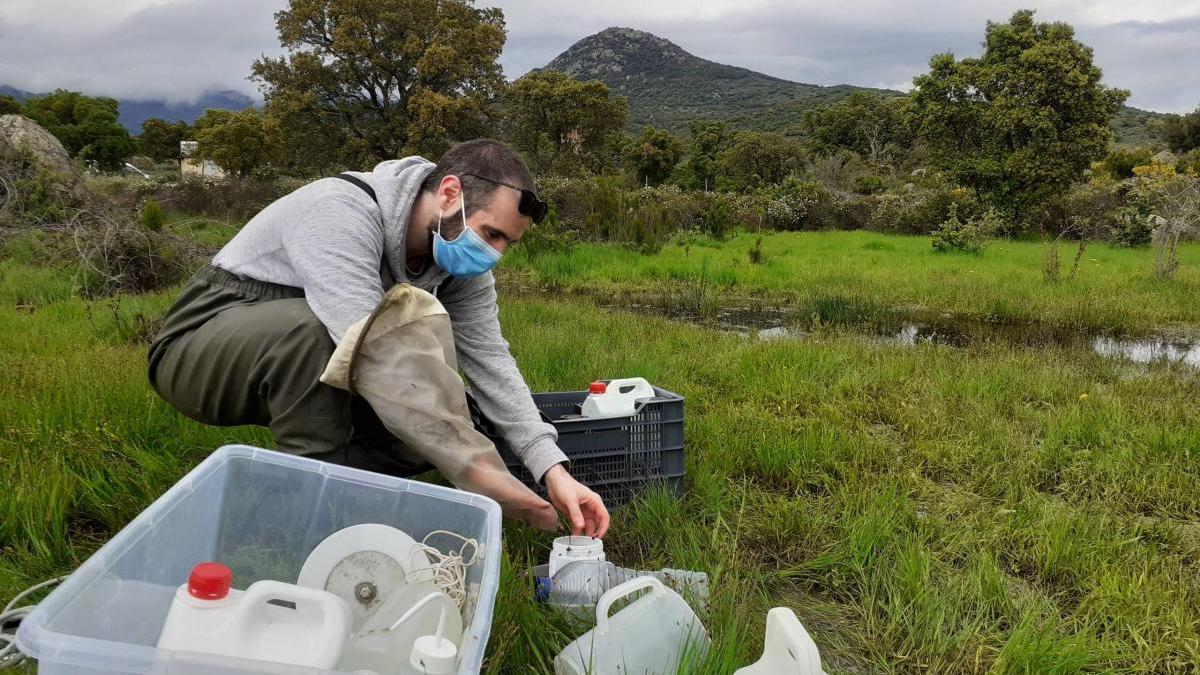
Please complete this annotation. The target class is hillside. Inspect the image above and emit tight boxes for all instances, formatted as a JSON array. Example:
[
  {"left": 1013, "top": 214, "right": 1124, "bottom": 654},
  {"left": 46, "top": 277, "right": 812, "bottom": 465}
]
[
  {"left": 539, "top": 27, "right": 1163, "bottom": 146},
  {"left": 0, "top": 85, "right": 254, "bottom": 133},
  {"left": 539, "top": 28, "right": 894, "bottom": 134}
]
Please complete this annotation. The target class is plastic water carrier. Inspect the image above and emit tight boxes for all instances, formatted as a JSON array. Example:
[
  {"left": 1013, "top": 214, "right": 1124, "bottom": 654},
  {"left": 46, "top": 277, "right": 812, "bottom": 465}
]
[
  {"left": 554, "top": 577, "right": 709, "bottom": 675},
  {"left": 156, "top": 562, "right": 352, "bottom": 669},
  {"left": 580, "top": 378, "right": 656, "bottom": 419}
]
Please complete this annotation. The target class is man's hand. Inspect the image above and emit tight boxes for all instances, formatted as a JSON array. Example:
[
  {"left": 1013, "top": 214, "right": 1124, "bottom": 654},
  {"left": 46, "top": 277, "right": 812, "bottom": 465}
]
[{"left": 543, "top": 463, "right": 610, "bottom": 538}]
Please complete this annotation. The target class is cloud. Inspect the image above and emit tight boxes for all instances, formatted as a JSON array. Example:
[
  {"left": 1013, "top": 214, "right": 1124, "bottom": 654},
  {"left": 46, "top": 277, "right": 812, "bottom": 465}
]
[
  {"left": 0, "top": 0, "right": 285, "bottom": 103},
  {"left": 0, "top": 0, "right": 1195, "bottom": 112}
]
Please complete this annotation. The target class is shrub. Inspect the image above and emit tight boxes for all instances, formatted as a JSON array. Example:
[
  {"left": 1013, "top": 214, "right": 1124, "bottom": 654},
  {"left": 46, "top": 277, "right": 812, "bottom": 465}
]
[
  {"left": 808, "top": 150, "right": 864, "bottom": 190},
  {"left": 871, "top": 183, "right": 980, "bottom": 234},
  {"left": 701, "top": 194, "right": 734, "bottom": 240},
  {"left": 1175, "top": 149, "right": 1200, "bottom": 177},
  {"left": 0, "top": 145, "right": 86, "bottom": 225},
  {"left": 139, "top": 197, "right": 166, "bottom": 231},
  {"left": 748, "top": 236, "right": 765, "bottom": 264},
  {"left": 1109, "top": 170, "right": 1179, "bottom": 246},
  {"left": 931, "top": 205, "right": 995, "bottom": 254},
  {"left": 1039, "top": 181, "right": 1121, "bottom": 239},
  {"left": 762, "top": 178, "right": 840, "bottom": 230},
  {"left": 853, "top": 174, "right": 886, "bottom": 195},
  {"left": 516, "top": 205, "right": 576, "bottom": 258},
  {"left": 1110, "top": 208, "right": 1155, "bottom": 246},
  {"left": 134, "top": 176, "right": 302, "bottom": 222},
  {"left": 1097, "top": 147, "right": 1154, "bottom": 179},
  {"left": 538, "top": 175, "right": 597, "bottom": 229},
  {"left": 74, "top": 217, "right": 192, "bottom": 296}
]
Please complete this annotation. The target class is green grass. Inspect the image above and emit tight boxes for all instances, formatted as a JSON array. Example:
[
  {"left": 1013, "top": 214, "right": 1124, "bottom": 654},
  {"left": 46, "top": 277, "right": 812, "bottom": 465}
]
[
  {"left": 2, "top": 243, "right": 1199, "bottom": 672},
  {"left": 501, "top": 231, "right": 1200, "bottom": 333}
]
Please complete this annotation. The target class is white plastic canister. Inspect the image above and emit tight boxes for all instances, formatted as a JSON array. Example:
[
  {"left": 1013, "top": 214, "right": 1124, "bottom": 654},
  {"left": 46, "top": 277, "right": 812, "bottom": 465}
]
[
  {"left": 579, "top": 378, "right": 656, "bottom": 419},
  {"left": 553, "top": 576, "right": 709, "bottom": 675},
  {"left": 548, "top": 536, "right": 606, "bottom": 579},
  {"left": 156, "top": 562, "right": 352, "bottom": 669}
]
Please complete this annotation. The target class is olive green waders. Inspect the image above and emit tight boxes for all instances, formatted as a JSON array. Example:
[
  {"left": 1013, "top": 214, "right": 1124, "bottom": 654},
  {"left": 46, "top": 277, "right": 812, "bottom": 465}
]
[{"left": 147, "top": 265, "right": 431, "bottom": 476}]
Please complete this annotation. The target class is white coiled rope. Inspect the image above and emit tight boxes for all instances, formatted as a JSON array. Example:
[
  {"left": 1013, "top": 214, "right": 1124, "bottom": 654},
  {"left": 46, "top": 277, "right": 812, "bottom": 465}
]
[
  {"left": 0, "top": 576, "right": 68, "bottom": 670},
  {"left": 405, "top": 530, "right": 479, "bottom": 610}
]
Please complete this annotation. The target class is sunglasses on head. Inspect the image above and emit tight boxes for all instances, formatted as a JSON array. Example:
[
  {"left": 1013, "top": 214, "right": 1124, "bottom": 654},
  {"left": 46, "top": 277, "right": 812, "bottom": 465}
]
[{"left": 462, "top": 173, "right": 548, "bottom": 224}]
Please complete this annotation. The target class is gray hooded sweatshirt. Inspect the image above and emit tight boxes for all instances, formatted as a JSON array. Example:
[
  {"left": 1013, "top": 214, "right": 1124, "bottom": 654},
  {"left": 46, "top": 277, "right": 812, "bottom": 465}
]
[{"left": 212, "top": 157, "right": 566, "bottom": 481}]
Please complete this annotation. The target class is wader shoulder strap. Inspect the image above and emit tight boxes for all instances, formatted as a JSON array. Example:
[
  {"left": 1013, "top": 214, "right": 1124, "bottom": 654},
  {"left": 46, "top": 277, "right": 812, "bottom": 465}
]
[
  {"left": 332, "top": 172, "right": 390, "bottom": 398},
  {"left": 332, "top": 172, "right": 378, "bottom": 205}
]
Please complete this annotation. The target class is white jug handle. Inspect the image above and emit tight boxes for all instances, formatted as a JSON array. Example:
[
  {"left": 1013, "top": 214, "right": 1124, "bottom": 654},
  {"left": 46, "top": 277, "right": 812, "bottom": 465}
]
[
  {"left": 594, "top": 576, "right": 666, "bottom": 636},
  {"left": 604, "top": 378, "right": 656, "bottom": 400},
  {"left": 236, "top": 580, "right": 351, "bottom": 634}
]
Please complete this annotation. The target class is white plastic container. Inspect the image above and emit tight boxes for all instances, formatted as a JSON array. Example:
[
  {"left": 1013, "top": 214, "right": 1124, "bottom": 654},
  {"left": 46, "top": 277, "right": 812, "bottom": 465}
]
[
  {"left": 548, "top": 536, "right": 606, "bottom": 579},
  {"left": 554, "top": 577, "right": 709, "bottom": 675},
  {"left": 734, "top": 607, "right": 825, "bottom": 675},
  {"left": 16, "top": 445, "right": 502, "bottom": 675},
  {"left": 341, "top": 583, "right": 462, "bottom": 674},
  {"left": 579, "top": 378, "right": 656, "bottom": 419},
  {"left": 156, "top": 563, "right": 351, "bottom": 669}
]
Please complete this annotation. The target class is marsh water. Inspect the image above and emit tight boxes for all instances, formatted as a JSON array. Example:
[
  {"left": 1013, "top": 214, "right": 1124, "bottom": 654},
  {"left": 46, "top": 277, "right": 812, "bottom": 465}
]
[{"left": 598, "top": 299, "right": 1200, "bottom": 371}]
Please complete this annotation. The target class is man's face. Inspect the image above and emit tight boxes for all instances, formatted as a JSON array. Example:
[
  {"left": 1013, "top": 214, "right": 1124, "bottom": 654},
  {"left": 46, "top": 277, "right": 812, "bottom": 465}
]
[{"left": 430, "top": 177, "right": 530, "bottom": 256}]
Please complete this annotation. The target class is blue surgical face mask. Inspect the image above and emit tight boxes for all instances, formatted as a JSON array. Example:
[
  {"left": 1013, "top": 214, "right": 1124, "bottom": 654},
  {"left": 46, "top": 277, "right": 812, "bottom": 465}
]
[{"left": 432, "top": 192, "right": 501, "bottom": 278}]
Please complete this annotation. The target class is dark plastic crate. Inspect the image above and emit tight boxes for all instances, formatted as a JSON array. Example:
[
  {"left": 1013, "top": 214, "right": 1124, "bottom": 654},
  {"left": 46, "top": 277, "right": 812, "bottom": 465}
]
[{"left": 478, "top": 386, "right": 685, "bottom": 508}]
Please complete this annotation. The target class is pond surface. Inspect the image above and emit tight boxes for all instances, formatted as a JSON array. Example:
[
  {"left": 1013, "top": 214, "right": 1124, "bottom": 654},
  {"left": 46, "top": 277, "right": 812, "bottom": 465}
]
[{"left": 600, "top": 300, "right": 1200, "bottom": 371}]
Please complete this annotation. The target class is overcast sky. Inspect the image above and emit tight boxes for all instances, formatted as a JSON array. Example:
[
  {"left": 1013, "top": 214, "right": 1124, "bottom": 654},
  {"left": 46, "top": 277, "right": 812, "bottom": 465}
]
[{"left": 1, "top": 0, "right": 1197, "bottom": 113}]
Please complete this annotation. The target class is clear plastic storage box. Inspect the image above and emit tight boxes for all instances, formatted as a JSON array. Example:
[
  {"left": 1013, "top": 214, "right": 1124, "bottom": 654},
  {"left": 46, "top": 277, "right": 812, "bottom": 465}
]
[{"left": 16, "top": 445, "right": 502, "bottom": 675}]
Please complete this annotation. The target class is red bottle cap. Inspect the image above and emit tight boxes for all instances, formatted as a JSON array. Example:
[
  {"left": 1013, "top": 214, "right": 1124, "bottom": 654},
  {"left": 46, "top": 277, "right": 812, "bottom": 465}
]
[
  {"left": 589, "top": 381, "right": 607, "bottom": 395},
  {"left": 188, "top": 562, "right": 232, "bottom": 600}
]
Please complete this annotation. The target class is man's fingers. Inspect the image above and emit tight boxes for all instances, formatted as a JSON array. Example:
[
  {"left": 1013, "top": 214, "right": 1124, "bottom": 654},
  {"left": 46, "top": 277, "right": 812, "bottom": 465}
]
[
  {"left": 565, "top": 494, "right": 585, "bottom": 535},
  {"left": 588, "top": 494, "right": 611, "bottom": 539}
]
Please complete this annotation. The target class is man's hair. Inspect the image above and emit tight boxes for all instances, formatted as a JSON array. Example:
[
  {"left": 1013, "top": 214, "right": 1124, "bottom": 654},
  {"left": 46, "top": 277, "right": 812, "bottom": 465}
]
[{"left": 421, "top": 139, "right": 535, "bottom": 215}]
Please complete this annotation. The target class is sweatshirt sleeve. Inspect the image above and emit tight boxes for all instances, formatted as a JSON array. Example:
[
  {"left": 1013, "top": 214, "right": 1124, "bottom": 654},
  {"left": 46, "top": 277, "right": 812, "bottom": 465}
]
[
  {"left": 282, "top": 191, "right": 387, "bottom": 342},
  {"left": 439, "top": 273, "right": 567, "bottom": 483}
]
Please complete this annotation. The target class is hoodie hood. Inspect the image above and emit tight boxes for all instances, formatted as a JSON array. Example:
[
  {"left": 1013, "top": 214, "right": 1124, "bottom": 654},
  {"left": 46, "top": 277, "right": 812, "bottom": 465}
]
[{"left": 362, "top": 157, "right": 443, "bottom": 286}]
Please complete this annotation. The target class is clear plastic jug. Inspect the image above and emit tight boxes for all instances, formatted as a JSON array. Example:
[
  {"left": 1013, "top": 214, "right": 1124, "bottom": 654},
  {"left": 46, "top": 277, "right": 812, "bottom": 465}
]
[
  {"left": 547, "top": 560, "right": 709, "bottom": 611},
  {"left": 554, "top": 577, "right": 709, "bottom": 675}
]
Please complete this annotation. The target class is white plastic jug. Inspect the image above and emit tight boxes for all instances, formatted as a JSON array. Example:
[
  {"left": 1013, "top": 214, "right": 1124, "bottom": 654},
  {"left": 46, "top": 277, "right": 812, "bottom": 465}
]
[
  {"left": 554, "top": 577, "right": 709, "bottom": 675},
  {"left": 548, "top": 535, "right": 606, "bottom": 579},
  {"left": 579, "top": 378, "right": 656, "bottom": 419},
  {"left": 733, "top": 607, "right": 825, "bottom": 675},
  {"left": 157, "top": 562, "right": 352, "bottom": 669}
]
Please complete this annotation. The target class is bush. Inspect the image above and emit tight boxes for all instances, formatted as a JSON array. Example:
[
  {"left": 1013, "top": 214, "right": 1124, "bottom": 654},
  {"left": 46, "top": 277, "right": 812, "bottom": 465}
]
[
  {"left": 931, "top": 205, "right": 996, "bottom": 254},
  {"left": 1176, "top": 149, "right": 1200, "bottom": 177},
  {"left": 748, "top": 236, "right": 765, "bottom": 264},
  {"left": 139, "top": 197, "right": 166, "bottom": 231},
  {"left": 1096, "top": 147, "right": 1154, "bottom": 179},
  {"left": 537, "top": 175, "right": 597, "bottom": 229},
  {"left": 1038, "top": 181, "right": 1122, "bottom": 239},
  {"left": 853, "top": 174, "right": 886, "bottom": 195},
  {"left": 701, "top": 194, "right": 734, "bottom": 240},
  {"left": 516, "top": 205, "right": 576, "bottom": 258},
  {"left": 74, "top": 217, "right": 192, "bottom": 296},
  {"left": 0, "top": 145, "right": 86, "bottom": 225},
  {"left": 762, "top": 178, "right": 840, "bottom": 230},
  {"left": 870, "top": 183, "right": 981, "bottom": 234},
  {"left": 131, "top": 175, "right": 303, "bottom": 222},
  {"left": 808, "top": 150, "right": 864, "bottom": 190},
  {"left": 1110, "top": 208, "right": 1156, "bottom": 246},
  {"left": 1109, "top": 171, "right": 1177, "bottom": 246}
]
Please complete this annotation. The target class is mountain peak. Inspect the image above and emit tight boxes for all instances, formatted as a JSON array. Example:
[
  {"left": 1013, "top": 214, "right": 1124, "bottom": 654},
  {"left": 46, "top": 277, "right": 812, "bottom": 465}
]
[
  {"left": 544, "top": 26, "right": 693, "bottom": 80},
  {"left": 540, "top": 27, "right": 872, "bottom": 133}
]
